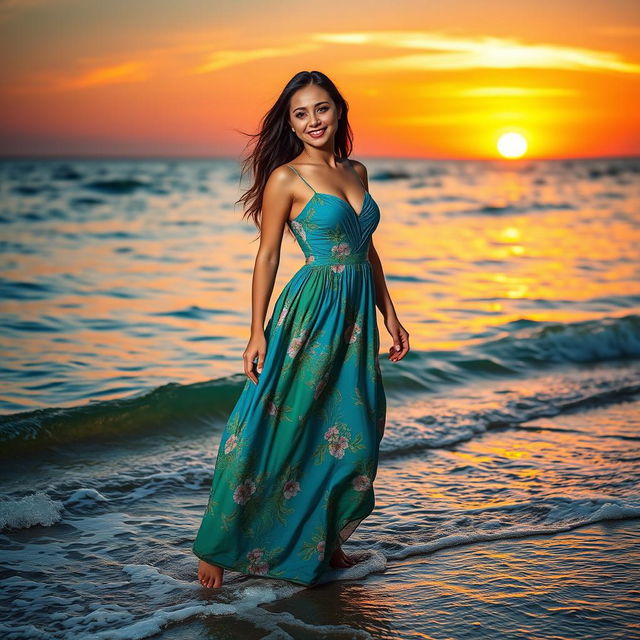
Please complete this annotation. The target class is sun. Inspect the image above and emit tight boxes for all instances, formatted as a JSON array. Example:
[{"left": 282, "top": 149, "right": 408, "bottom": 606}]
[{"left": 497, "top": 132, "right": 528, "bottom": 158}]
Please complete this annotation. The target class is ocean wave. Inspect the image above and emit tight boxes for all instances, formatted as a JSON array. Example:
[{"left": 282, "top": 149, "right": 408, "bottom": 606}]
[
  {"left": 1, "top": 315, "right": 638, "bottom": 457},
  {"left": 454, "top": 200, "right": 576, "bottom": 216},
  {"left": 84, "top": 178, "right": 150, "bottom": 194},
  {"left": 482, "top": 313, "right": 640, "bottom": 364},
  {"left": 3, "top": 366, "right": 636, "bottom": 522},
  {"left": 380, "top": 497, "right": 640, "bottom": 561}
]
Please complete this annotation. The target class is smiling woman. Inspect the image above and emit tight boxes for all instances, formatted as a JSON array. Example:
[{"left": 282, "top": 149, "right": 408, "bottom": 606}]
[{"left": 191, "top": 70, "right": 409, "bottom": 589}]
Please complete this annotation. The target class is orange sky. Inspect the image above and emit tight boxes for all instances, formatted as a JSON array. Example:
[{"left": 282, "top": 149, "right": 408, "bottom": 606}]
[{"left": 1, "top": 0, "right": 639, "bottom": 159}]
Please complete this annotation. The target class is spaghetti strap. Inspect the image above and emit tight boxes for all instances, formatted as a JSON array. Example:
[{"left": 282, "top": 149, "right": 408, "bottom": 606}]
[
  {"left": 347, "top": 159, "right": 368, "bottom": 192},
  {"left": 287, "top": 165, "right": 317, "bottom": 194}
]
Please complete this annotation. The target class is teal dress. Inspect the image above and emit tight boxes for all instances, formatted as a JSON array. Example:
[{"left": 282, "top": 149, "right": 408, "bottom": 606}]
[{"left": 192, "top": 160, "right": 386, "bottom": 587}]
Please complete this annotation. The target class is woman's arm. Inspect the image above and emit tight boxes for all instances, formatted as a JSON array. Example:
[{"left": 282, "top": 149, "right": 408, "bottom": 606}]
[
  {"left": 368, "top": 238, "right": 398, "bottom": 321},
  {"left": 244, "top": 166, "right": 294, "bottom": 383},
  {"left": 352, "top": 160, "right": 410, "bottom": 362}
]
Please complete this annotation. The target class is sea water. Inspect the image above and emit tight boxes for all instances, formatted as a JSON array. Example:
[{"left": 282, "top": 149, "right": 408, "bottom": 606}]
[{"left": 1, "top": 157, "right": 639, "bottom": 639}]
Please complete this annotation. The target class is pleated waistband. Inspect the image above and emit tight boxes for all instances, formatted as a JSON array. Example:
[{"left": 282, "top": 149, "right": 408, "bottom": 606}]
[{"left": 303, "top": 255, "right": 371, "bottom": 267}]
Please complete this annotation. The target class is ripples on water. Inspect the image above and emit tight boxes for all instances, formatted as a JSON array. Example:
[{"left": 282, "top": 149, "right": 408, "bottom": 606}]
[{"left": 0, "top": 157, "right": 639, "bottom": 639}]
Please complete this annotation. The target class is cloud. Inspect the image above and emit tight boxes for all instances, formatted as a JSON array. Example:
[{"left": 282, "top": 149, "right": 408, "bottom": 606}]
[
  {"left": 7, "top": 60, "right": 149, "bottom": 93},
  {"left": 458, "top": 86, "right": 579, "bottom": 97},
  {"left": 379, "top": 106, "right": 591, "bottom": 126},
  {"left": 409, "top": 82, "right": 580, "bottom": 98},
  {"left": 312, "top": 31, "right": 640, "bottom": 74},
  {"left": 191, "top": 42, "right": 321, "bottom": 74}
]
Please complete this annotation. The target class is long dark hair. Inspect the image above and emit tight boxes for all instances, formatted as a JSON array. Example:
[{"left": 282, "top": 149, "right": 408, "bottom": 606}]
[{"left": 236, "top": 71, "right": 354, "bottom": 238}]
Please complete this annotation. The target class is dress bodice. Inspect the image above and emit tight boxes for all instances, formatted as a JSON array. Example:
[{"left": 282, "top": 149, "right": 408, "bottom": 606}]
[{"left": 286, "top": 163, "right": 381, "bottom": 267}]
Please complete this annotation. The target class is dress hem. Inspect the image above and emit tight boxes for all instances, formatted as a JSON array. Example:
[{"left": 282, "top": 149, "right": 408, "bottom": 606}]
[
  {"left": 192, "top": 504, "right": 375, "bottom": 588},
  {"left": 192, "top": 550, "right": 317, "bottom": 587}
]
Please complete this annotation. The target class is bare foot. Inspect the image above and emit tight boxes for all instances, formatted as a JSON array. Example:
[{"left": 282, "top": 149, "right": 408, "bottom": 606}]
[
  {"left": 197, "top": 559, "right": 224, "bottom": 588},
  {"left": 329, "top": 545, "right": 356, "bottom": 568}
]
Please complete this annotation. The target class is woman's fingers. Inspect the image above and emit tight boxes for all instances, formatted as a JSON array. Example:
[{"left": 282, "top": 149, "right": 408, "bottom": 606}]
[
  {"left": 256, "top": 350, "right": 265, "bottom": 374},
  {"left": 389, "top": 329, "right": 410, "bottom": 362},
  {"left": 243, "top": 351, "right": 258, "bottom": 384},
  {"left": 243, "top": 349, "right": 266, "bottom": 384}
]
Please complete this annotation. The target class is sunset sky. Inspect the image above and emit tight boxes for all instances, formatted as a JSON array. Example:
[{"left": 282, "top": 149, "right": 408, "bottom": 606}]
[{"left": 1, "top": 0, "right": 639, "bottom": 159}]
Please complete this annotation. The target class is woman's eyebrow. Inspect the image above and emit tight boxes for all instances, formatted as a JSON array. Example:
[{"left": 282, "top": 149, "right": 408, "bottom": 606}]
[{"left": 292, "top": 101, "right": 330, "bottom": 111}]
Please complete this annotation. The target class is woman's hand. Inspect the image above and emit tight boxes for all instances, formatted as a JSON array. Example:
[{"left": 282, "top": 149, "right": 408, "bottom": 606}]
[
  {"left": 243, "top": 332, "right": 267, "bottom": 384},
  {"left": 385, "top": 316, "right": 410, "bottom": 362}
]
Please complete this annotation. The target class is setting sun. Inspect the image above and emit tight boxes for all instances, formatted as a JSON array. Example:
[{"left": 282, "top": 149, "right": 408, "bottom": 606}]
[{"left": 497, "top": 132, "right": 528, "bottom": 158}]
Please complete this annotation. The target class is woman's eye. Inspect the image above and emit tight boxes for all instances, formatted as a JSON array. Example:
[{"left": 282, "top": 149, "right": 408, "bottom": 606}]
[{"left": 295, "top": 106, "right": 329, "bottom": 118}]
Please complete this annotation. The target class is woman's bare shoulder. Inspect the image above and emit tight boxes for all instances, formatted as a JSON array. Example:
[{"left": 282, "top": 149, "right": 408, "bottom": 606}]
[
  {"left": 348, "top": 158, "right": 369, "bottom": 184},
  {"left": 266, "top": 163, "right": 297, "bottom": 189}
]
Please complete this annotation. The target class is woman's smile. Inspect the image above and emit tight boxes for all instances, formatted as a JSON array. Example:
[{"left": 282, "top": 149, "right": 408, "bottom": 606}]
[{"left": 308, "top": 127, "right": 327, "bottom": 138}]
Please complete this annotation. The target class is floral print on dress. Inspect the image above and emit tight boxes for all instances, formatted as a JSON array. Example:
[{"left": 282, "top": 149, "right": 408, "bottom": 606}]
[
  {"left": 283, "top": 479, "right": 301, "bottom": 499},
  {"left": 259, "top": 389, "right": 294, "bottom": 426},
  {"left": 350, "top": 457, "right": 376, "bottom": 495},
  {"left": 281, "top": 327, "right": 327, "bottom": 383},
  {"left": 291, "top": 220, "right": 306, "bottom": 242},
  {"left": 224, "top": 433, "right": 238, "bottom": 455},
  {"left": 313, "top": 419, "right": 364, "bottom": 464},
  {"left": 237, "top": 545, "right": 286, "bottom": 579},
  {"left": 219, "top": 451, "right": 269, "bottom": 533},
  {"left": 287, "top": 328, "right": 310, "bottom": 358},
  {"left": 267, "top": 463, "right": 303, "bottom": 525},
  {"left": 344, "top": 321, "right": 362, "bottom": 345},
  {"left": 276, "top": 305, "right": 289, "bottom": 327},
  {"left": 234, "top": 462, "right": 303, "bottom": 540},
  {"left": 299, "top": 524, "right": 327, "bottom": 561},
  {"left": 204, "top": 413, "right": 248, "bottom": 515},
  {"left": 233, "top": 477, "right": 257, "bottom": 505},
  {"left": 352, "top": 474, "right": 371, "bottom": 491},
  {"left": 331, "top": 242, "right": 351, "bottom": 259}
]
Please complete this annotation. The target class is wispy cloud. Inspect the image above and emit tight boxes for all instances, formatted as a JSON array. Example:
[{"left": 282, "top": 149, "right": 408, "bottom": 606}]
[
  {"left": 8, "top": 60, "right": 149, "bottom": 93},
  {"left": 458, "top": 86, "right": 579, "bottom": 97},
  {"left": 191, "top": 42, "right": 320, "bottom": 74},
  {"left": 381, "top": 106, "right": 592, "bottom": 126},
  {"left": 312, "top": 31, "right": 640, "bottom": 74},
  {"left": 4, "top": 34, "right": 319, "bottom": 94},
  {"left": 409, "top": 82, "right": 579, "bottom": 98}
]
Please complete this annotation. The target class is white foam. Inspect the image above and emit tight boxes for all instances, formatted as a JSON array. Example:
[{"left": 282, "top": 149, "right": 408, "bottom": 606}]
[
  {"left": 0, "top": 491, "right": 64, "bottom": 530},
  {"left": 384, "top": 498, "right": 640, "bottom": 561},
  {"left": 70, "top": 565, "right": 368, "bottom": 640},
  {"left": 316, "top": 549, "right": 387, "bottom": 585},
  {"left": 64, "top": 488, "right": 109, "bottom": 506}
]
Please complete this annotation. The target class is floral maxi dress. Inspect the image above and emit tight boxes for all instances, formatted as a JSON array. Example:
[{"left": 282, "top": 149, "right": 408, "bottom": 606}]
[{"left": 192, "top": 161, "right": 386, "bottom": 586}]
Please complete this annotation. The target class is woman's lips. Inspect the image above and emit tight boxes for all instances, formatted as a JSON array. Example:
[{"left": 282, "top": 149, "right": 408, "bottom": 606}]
[{"left": 308, "top": 127, "right": 327, "bottom": 138}]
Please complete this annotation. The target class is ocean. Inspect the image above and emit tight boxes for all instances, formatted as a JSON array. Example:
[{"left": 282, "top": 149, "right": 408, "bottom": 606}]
[{"left": 1, "top": 156, "right": 639, "bottom": 639}]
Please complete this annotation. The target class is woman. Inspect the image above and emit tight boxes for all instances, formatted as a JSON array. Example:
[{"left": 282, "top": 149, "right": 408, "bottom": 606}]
[{"left": 193, "top": 70, "right": 409, "bottom": 588}]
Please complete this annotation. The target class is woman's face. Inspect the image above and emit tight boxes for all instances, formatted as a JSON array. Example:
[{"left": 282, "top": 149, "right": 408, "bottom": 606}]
[{"left": 289, "top": 84, "right": 341, "bottom": 147}]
